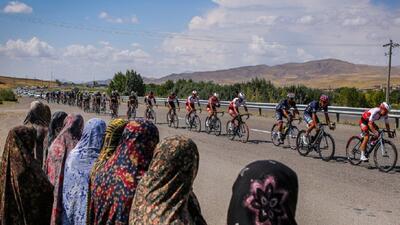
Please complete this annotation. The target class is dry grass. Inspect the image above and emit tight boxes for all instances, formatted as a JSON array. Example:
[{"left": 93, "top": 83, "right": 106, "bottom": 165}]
[{"left": 0, "top": 75, "right": 57, "bottom": 89}]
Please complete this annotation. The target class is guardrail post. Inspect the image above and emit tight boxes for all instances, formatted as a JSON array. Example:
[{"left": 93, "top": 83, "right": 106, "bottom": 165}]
[
  {"left": 258, "top": 108, "right": 262, "bottom": 116},
  {"left": 336, "top": 113, "right": 340, "bottom": 123},
  {"left": 396, "top": 118, "right": 399, "bottom": 129}
]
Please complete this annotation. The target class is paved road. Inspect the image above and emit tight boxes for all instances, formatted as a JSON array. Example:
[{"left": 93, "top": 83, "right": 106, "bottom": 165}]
[{"left": 2, "top": 98, "right": 399, "bottom": 225}]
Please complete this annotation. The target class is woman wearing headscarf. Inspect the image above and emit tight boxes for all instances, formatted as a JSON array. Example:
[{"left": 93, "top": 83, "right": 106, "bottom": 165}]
[
  {"left": 43, "top": 111, "right": 68, "bottom": 170},
  {"left": 129, "top": 135, "right": 207, "bottom": 225},
  {"left": 46, "top": 114, "right": 84, "bottom": 225},
  {"left": 88, "top": 120, "right": 159, "bottom": 225},
  {"left": 0, "top": 126, "right": 53, "bottom": 225},
  {"left": 61, "top": 118, "right": 106, "bottom": 225},
  {"left": 23, "top": 101, "right": 52, "bottom": 168},
  {"left": 227, "top": 160, "right": 299, "bottom": 225}
]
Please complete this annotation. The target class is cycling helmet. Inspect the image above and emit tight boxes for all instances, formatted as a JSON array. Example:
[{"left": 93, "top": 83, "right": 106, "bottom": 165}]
[
  {"left": 171, "top": 92, "right": 176, "bottom": 96},
  {"left": 238, "top": 92, "right": 245, "bottom": 100},
  {"left": 149, "top": 91, "right": 154, "bottom": 95},
  {"left": 192, "top": 90, "right": 198, "bottom": 95},
  {"left": 287, "top": 93, "right": 295, "bottom": 100},
  {"left": 320, "top": 94, "right": 329, "bottom": 103},
  {"left": 131, "top": 91, "right": 135, "bottom": 96},
  {"left": 213, "top": 93, "right": 219, "bottom": 98},
  {"left": 380, "top": 102, "right": 391, "bottom": 112}
]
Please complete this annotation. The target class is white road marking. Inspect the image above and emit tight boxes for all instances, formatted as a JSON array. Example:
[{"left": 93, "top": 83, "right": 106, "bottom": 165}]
[{"left": 250, "top": 128, "right": 271, "bottom": 134}]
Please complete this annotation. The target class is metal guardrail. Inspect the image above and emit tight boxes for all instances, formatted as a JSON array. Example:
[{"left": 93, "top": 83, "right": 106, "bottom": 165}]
[{"left": 120, "top": 96, "right": 400, "bottom": 128}]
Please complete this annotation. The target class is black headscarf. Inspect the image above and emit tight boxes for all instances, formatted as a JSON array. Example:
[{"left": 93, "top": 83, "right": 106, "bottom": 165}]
[{"left": 227, "top": 160, "right": 298, "bottom": 225}]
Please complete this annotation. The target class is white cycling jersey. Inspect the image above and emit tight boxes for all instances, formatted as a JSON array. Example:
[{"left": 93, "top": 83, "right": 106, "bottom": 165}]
[{"left": 362, "top": 107, "right": 389, "bottom": 124}]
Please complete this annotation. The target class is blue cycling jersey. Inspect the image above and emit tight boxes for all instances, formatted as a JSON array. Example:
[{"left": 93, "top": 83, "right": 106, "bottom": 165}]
[
  {"left": 276, "top": 99, "right": 297, "bottom": 112},
  {"left": 304, "top": 100, "right": 328, "bottom": 115}
]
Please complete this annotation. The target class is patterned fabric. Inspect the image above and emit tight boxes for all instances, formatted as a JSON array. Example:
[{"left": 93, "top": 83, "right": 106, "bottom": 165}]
[
  {"left": 129, "top": 135, "right": 207, "bottom": 225},
  {"left": 88, "top": 120, "right": 159, "bottom": 225},
  {"left": 23, "top": 101, "right": 52, "bottom": 168},
  {"left": 46, "top": 114, "right": 84, "bottom": 225},
  {"left": 45, "top": 111, "right": 68, "bottom": 163},
  {"left": 90, "top": 118, "right": 128, "bottom": 181},
  {"left": 227, "top": 160, "right": 298, "bottom": 225},
  {"left": 62, "top": 118, "right": 106, "bottom": 225},
  {"left": 0, "top": 126, "right": 54, "bottom": 225}
]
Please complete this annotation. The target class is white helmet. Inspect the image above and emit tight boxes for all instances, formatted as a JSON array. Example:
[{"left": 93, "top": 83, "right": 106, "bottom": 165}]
[
  {"left": 380, "top": 102, "right": 391, "bottom": 112},
  {"left": 213, "top": 93, "right": 219, "bottom": 98},
  {"left": 287, "top": 93, "right": 295, "bottom": 99},
  {"left": 192, "top": 90, "right": 198, "bottom": 95},
  {"left": 238, "top": 92, "right": 245, "bottom": 100}
]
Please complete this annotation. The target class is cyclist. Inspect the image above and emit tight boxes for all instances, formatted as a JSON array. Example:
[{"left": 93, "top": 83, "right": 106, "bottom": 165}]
[
  {"left": 94, "top": 91, "right": 101, "bottom": 113},
  {"left": 275, "top": 93, "right": 299, "bottom": 143},
  {"left": 186, "top": 91, "right": 201, "bottom": 122},
  {"left": 167, "top": 92, "right": 180, "bottom": 119},
  {"left": 302, "top": 94, "right": 334, "bottom": 145},
  {"left": 228, "top": 92, "right": 248, "bottom": 124},
  {"left": 144, "top": 91, "right": 157, "bottom": 117},
  {"left": 101, "top": 92, "right": 107, "bottom": 112},
  {"left": 127, "top": 91, "right": 138, "bottom": 118},
  {"left": 358, "top": 102, "right": 392, "bottom": 161},
  {"left": 206, "top": 93, "right": 221, "bottom": 125},
  {"left": 110, "top": 90, "right": 120, "bottom": 116}
]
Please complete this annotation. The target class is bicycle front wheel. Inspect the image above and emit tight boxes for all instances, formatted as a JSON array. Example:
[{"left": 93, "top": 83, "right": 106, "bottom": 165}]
[
  {"left": 193, "top": 115, "right": 201, "bottom": 132},
  {"left": 214, "top": 118, "right": 222, "bottom": 136},
  {"left": 271, "top": 124, "right": 281, "bottom": 146},
  {"left": 317, "top": 133, "right": 335, "bottom": 161},
  {"left": 373, "top": 140, "right": 398, "bottom": 173},
  {"left": 296, "top": 130, "right": 310, "bottom": 156},
  {"left": 346, "top": 136, "right": 362, "bottom": 165},
  {"left": 205, "top": 116, "right": 211, "bottom": 134},
  {"left": 226, "top": 121, "right": 234, "bottom": 140},
  {"left": 238, "top": 123, "right": 249, "bottom": 143},
  {"left": 287, "top": 126, "right": 299, "bottom": 150}
]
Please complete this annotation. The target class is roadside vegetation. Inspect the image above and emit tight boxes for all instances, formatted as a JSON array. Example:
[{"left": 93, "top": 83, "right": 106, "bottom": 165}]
[{"left": 0, "top": 88, "right": 17, "bottom": 103}]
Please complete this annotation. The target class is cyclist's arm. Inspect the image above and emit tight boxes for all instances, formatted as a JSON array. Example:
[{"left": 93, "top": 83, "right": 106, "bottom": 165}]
[
  {"left": 282, "top": 109, "right": 290, "bottom": 118},
  {"left": 324, "top": 112, "right": 330, "bottom": 124},
  {"left": 312, "top": 113, "right": 318, "bottom": 125}
]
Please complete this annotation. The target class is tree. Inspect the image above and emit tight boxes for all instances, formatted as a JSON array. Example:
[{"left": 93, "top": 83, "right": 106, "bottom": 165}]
[
  {"left": 108, "top": 72, "right": 126, "bottom": 94},
  {"left": 126, "top": 70, "right": 145, "bottom": 96}
]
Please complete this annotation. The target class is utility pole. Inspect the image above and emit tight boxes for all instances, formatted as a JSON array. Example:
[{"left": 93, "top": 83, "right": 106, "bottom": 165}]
[{"left": 383, "top": 40, "right": 400, "bottom": 103}]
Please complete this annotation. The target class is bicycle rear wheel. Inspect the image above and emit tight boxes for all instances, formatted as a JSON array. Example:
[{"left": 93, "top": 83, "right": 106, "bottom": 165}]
[
  {"left": 205, "top": 116, "right": 211, "bottom": 134},
  {"left": 296, "top": 130, "right": 310, "bottom": 156},
  {"left": 346, "top": 136, "right": 362, "bottom": 165},
  {"left": 238, "top": 123, "right": 249, "bottom": 143},
  {"left": 271, "top": 124, "right": 281, "bottom": 146},
  {"left": 317, "top": 133, "right": 335, "bottom": 161},
  {"left": 214, "top": 118, "right": 222, "bottom": 136},
  {"left": 287, "top": 126, "right": 299, "bottom": 150},
  {"left": 373, "top": 140, "right": 398, "bottom": 172},
  {"left": 167, "top": 113, "right": 172, "bottom": 127},
  {"left": 172, "top": 114, "right": 179, "bottom": 128},
  {"left": 226, "top": 121, "right": 234, "bottom": 140}
]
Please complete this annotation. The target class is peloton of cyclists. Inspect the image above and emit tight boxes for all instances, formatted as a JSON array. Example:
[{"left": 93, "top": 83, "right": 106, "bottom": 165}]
[
  {"left": 302, "top": 94, "right": 335, "bottom": 145},
  {"left": 228, "top": 92, "right": 248, "bottom": 125},
  {"left": 167, "top": 92, "right": 180, "bottom": 119},
  {"left": 186, "top": 91, "right": 201, "bottom": 122},
  {"left": 358, "top": 102, "right": 393, "bottom": 161},
  {"left": 275, "top": 93, "right": 300, "bottom": 143}
]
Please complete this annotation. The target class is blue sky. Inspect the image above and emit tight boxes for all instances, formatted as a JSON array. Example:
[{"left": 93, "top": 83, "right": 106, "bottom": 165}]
[{"left": 0, "top": 0, "right": 399, "bottom": 81}]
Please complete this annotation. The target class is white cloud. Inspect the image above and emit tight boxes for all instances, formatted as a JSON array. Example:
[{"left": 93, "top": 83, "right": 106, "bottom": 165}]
[
  {"left": 297, "top": 48, "right": 314, "bottom": 61},
  {"left": 342, "top": 16, "right": 368, "bottom": 26},
  {"left": 0, "top": 37, "right": 54, "bottom": 58},
  {"left": 255, "top": 16, "right": 277, "bottom": 25},
  {"left": 248, "top": 35, "right": 286, "bottom": 57},
  {"left": 131, "top": 42, "right": 141, "bottom": 48},
  {"left": 98, "top": 11, "right": 139, "bottom": 24},
  {"left": 394, "top": 17, "right": 400, "bottom": 25},
  {"left": 3, "top": 1, "right": 32, "bottom": 14},
  {"left": 297, "top": 15, "right": 315, "bottom": 24}
]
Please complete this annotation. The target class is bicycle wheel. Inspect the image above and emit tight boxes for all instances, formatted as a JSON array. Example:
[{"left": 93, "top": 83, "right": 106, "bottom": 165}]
[
  {"left": 238, "top": 123, "right": 249, "bottom": 143},
  {"left": 205, "top": 116, "right": 211, "bottom": 134},
  {"left": 317, "top": 133, "right": 335, "bottom": 161},
  {"left": 214, "top": 118, "right": 222, "bottom": 136},
  {"left": 226, "top": 121, "right": 234, "bottom": 140},
  {"left": 172, "top": 113, "right": 179, "bottom": 128},
  {"left": 296, "top": 130, "right": 310, "bottom": 156},
  {"left": 345, "top": 136, "right": 362, "bottom": 165},
  {"left": 373, "top": 140, "right": 398, "bottom": 172},
  {"left": 287, "top": 126, "right": 299, "bottom": 150},
  {"left": 193, "top": 115, "right": 201, "bottom": 132},
  {"left": 167, "top": 113, "right": 172, "bottom": 127},
  {"left": 270, "top": 124, "right": 281, "bottom": 146}
]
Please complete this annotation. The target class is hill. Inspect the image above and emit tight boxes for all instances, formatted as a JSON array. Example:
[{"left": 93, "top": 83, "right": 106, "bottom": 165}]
[
  {"left": 150, "top": 59, "right": 400, "bottom": 89},
  {"left": 0, "top": 75, "right": 57, "bottom": 89}
]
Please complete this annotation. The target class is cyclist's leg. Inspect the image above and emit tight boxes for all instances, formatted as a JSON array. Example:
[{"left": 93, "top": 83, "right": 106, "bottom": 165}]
[{"left": 359, "top": 121, "right": 369, "bottom": 160}]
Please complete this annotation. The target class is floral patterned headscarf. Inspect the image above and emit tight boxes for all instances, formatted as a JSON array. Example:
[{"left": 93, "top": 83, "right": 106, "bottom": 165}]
[
  {"left": 129, "top": 135, "right": 207, "bottom": 225},
  {"left": 88, "top": 120, "right": 159, "bottom": 225},
  {"left": 45, "top": 114, "right": 84, "bottom": 225},
  {"left": 0, "top": 126, "right": 53, "bottom": 225},
  {"left": 227, "top": 160, "right": 298, "bottom": 225}
]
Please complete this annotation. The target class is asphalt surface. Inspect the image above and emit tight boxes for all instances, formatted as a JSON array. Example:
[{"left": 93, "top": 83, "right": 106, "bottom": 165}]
[{"left": 1, "top": 98, "right": 399, "bottom": 225}]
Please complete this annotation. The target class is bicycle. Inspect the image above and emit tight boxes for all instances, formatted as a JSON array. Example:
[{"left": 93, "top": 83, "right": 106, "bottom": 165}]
[
  {"left": 167, "top": 108, "right": 179, "bottom": 128},
  {"left": 110, "top": 102, "right": 119, "bottom": 119},
  {"left": 185, "top": 109, "right": 201, "bottom": 132},
  {"left": 205, "top": 111, "right": 224, "bottom": 136},
  {"left": 271, "top": 118, "right": 301, "bottom": 150},
  {"left": 145, "top": 106, "right": 157, "bottom": 124},
  {"left": 127, "top": 105, "right": 137, "bottom": 120},
  {"left": 346, "top": 129, "right": 397, "bottom": 172},
  {"left": 226, "top": 113, "right": 250, "bottom": 143},
  {"left": 296, "top": 123, "right": 336, "bottom": 161}
]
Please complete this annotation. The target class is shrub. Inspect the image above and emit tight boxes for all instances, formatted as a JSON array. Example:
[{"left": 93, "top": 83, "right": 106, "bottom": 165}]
[{"left": 0, "top": 89, "right": 17, "bottom": 102}]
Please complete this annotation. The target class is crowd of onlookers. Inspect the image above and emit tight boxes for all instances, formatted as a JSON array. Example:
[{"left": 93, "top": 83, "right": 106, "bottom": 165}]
[{"left": 0, "top": 100, "right": 299, "bottom": 225}]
